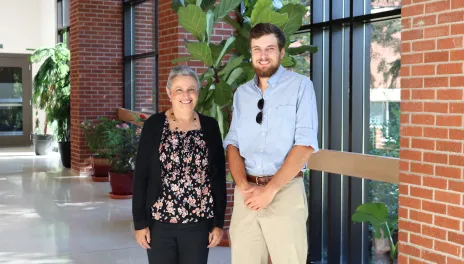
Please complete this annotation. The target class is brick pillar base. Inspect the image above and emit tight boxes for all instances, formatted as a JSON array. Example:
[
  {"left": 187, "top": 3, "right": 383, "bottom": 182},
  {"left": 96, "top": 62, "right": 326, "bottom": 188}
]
[
  {"left": 70, "top": 0, "right": 123, "bottom": 173},
  {"left": 399, "top": 1, "right": 464, "bottom": 263}
]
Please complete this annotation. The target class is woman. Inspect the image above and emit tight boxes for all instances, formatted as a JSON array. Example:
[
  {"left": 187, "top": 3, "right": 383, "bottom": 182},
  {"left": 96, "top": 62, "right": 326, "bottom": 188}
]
[{"left": 132, "top": 65, "right": 226, "bottom": 264}]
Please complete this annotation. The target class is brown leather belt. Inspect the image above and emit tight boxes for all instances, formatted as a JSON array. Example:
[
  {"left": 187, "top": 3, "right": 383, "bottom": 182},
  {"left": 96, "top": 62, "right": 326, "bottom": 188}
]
[{"left": 246, "top": 171, "right": 303, "bottom": 186}]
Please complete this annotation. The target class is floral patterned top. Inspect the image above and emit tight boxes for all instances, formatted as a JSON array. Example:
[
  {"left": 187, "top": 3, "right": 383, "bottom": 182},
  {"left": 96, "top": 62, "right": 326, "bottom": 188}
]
[{"left": 151, "top": 119, "right": 214, "bottom": 224}]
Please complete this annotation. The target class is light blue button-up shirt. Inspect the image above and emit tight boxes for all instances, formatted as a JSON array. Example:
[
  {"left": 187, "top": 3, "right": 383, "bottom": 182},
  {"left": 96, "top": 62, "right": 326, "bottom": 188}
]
[{"left": 223, "top": 65, "right": 319, "bottom": 176}]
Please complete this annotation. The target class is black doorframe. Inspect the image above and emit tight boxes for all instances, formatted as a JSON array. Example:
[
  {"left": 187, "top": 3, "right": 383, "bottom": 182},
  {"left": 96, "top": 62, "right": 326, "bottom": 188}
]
[{"left": 0, "top": 53, "right": 33, "bottom": 147}]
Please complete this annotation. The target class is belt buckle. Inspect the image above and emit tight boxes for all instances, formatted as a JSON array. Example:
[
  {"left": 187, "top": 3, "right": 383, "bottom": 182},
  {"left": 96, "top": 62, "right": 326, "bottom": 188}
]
[{"left": 256, "top": 176, "right": 265, "bottom": 186}]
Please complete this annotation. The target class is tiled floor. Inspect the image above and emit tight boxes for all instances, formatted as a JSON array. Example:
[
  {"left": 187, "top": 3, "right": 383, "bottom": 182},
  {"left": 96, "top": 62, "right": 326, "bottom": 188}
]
[{"left": 0, "top": 147, "right": 231, "bottom": 264}]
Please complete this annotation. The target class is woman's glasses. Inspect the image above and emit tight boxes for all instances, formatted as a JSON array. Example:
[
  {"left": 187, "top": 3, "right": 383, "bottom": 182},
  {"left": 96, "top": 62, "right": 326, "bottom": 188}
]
[{"left": 256, "top": 98, "right": 264, "bottom": 124}]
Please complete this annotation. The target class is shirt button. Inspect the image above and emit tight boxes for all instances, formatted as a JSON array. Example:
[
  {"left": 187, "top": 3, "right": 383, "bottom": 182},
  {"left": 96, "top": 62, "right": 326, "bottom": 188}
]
[
  {"left": 261, "top": 132, "right": 265, "bottom": 136},
  {"left": 258, "top": 166, "right": 261, "bottom": 168}
]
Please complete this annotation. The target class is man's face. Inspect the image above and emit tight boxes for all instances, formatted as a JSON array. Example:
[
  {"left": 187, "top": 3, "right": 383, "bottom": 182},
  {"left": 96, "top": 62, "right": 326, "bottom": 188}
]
[{"left": 250, "top": 34, "right": 285, "bottom": 78}]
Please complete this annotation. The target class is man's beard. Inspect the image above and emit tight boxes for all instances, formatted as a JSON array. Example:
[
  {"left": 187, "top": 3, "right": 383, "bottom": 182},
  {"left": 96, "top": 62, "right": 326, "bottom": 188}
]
[{"left": 253, "top": 59, "right": 280, "bottom": 78}]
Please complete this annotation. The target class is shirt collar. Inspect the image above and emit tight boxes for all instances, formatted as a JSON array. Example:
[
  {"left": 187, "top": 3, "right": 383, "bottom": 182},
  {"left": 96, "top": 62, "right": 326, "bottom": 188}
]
[{"left": 253, "top": 65, "right": 286, "bottom": 88}]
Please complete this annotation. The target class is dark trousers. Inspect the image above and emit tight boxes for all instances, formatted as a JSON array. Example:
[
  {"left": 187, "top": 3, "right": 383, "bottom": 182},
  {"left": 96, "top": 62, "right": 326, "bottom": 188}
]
[{"left": 147, "top": 220, "right": 210, "bottom": 264}]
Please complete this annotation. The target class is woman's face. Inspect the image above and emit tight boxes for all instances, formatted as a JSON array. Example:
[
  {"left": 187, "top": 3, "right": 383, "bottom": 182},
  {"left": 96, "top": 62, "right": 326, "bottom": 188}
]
[{"left": 166, "top": 75, "right": 199, "bottom": 112}]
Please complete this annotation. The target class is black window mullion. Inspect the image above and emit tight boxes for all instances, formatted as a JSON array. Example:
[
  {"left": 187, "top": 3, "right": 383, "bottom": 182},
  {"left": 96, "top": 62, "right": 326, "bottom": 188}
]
[{"left": 152, "top": 0, "right": 159, "bottom": 112}]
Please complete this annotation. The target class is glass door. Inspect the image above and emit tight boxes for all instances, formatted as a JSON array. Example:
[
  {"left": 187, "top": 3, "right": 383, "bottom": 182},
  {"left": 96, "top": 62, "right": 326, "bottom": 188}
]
[{"left": 0, "top": 54, "right": 32, "bottom": 146}]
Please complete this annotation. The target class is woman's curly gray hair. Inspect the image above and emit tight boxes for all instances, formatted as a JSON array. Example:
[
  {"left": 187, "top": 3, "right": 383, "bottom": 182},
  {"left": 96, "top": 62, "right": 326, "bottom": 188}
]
[{"left": 166, "top": 65, "right": 200, "bottom": 91}]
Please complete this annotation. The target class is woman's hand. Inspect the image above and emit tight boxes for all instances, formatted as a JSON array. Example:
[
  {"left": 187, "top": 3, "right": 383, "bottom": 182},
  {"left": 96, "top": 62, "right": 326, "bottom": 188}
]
[
  {"left": 135, "top": 227, "right": 151, "bottom": 249},
  {"left": 207, "top": 227, "right": 223, "bottom": 248}
]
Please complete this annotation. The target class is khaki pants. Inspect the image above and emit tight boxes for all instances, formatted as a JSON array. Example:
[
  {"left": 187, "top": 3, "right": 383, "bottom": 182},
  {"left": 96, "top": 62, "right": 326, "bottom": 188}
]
[{"left": 229, "top": 177, "right": 308, "bottom": 264}]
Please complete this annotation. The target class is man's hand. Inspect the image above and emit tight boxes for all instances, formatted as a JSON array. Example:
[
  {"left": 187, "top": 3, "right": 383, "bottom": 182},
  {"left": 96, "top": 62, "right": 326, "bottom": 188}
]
[
  {"left": 237, "top": 183, "right": 255, "bottom": 201},
  {"left": 245, "top": 186, "right": 278, "bottom": 211},
  {"left": 135, "top": 227, "right": 151, "bottom": 249},
  {"left": 208, "top": 227, "right": 224, "bottom": 248}
]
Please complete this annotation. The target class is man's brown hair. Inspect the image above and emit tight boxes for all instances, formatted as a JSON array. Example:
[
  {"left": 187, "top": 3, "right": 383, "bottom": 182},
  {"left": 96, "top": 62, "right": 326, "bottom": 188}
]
[{"left": 249, "top": 23, "right": 286, "bottom": 51}]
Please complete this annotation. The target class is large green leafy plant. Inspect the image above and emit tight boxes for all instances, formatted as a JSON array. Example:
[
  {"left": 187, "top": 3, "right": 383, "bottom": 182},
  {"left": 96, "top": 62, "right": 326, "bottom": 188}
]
[
  {"left": 172, "top": 0, "right": 317, "bottom": 137},
  {"left": 80, "top": 117, "right": 121, "bottom": 159},
  {"left": 352, "top": 202, "right": 398, "bottom": 263},
  {"left": 30, "top": 41, "right": 70, "bottom": 140},
  {"left": 106, "top": 123, "right": 141, "bottom": 174}
]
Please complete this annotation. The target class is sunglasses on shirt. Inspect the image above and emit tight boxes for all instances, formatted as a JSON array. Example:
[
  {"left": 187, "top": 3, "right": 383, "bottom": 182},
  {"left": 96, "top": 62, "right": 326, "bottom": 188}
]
[{"left": 256, "top": 98, "right": 264, "bottom": 124}]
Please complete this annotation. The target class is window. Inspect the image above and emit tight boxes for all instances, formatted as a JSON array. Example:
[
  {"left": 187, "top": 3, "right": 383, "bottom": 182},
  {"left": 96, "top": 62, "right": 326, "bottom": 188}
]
[
  {"left": 290, "top": 1, "right": 401, "bottom": 263},
  {"left": 57, "top": 0, "right": 70, "bottom": 46},
  {"left": 123, "top": 0, "right": 158, "bottom": 113}
]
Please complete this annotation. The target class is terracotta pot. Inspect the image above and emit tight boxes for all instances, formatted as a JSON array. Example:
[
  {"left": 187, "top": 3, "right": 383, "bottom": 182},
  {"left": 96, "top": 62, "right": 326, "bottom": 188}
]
[
  {"left": 91, "top": 156, "right": 110, "bottom": 182},
  {"left": 108, "top": 171, "right": 133, "bottom": 199}
]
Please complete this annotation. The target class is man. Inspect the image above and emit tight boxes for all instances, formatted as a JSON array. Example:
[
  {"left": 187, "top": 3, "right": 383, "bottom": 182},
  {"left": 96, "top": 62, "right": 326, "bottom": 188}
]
[{"left": 223, "top": 23, "right": 319, "bottom": 264}]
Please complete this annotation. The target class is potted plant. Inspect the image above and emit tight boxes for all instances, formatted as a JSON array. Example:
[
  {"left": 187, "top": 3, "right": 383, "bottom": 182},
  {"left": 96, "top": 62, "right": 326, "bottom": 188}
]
[
  {"left": 81, "top": 117, "right": 121, "bottom": 181},
  {"left": 106, "top": 122, "right": 140, "bottom": 199},
  {"left": 46, "top": 86, "right": 71, "bottom": 167},
  {"left": 352, "top": 202, "right": 398, "bottom": 264},
  {"left": 30, "top": 41, "right": 70, "bottom": 156}
]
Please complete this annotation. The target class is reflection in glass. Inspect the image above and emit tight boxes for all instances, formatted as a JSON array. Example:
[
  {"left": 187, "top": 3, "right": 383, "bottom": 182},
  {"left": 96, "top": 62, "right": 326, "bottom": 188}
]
[
  {"left": 0, "top": 67, "right": 23, "bottom": 135},
  {"left": 63, "top": 0, "right": 70, "bottom": 27},
  {"left": 372, "top": 0, "right": 401, "bottom": 13},
  {"left": 287, "top": 33, "right": 311, "bottom": 77},
  {"left": 369, "top": 19, "right": 400, "bottom": 263},
  {"left": 135, "top": 57, "right": 155, "bottom": 112},
  {"left": 57, "top": 0, "right": 63, "bottom": 28},
  {"left": 134, "top": 0, "right": 155, "bottom": 55},
  {"left": 0, "top": 106, "right": 23, "bottom": 134},
  {"left": 278, "top": 0, "right": 311, "bottom": 25},
  {"left": 0, "top": 67, "right": 23, "bottom": 99}
]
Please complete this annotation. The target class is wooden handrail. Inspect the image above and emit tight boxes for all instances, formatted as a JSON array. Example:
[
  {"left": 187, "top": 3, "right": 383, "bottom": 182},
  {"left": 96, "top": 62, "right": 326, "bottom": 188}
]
[{"left": 117, "top": 108, "right": 399, "bottom": 184}]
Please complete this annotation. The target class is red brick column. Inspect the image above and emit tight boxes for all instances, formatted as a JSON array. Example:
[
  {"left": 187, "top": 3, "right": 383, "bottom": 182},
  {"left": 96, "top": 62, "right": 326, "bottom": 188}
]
[
  {"left": 399, "top": 1, "right": 464, "bottom": 263},
  {"left": 70, "top": 0, "right": 123, "bottom": 172},
  {"left": 158, "top": 0, "right": 236, "bottom": 231}
]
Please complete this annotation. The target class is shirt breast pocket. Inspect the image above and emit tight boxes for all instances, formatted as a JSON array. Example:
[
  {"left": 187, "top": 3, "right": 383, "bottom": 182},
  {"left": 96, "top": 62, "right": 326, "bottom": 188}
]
[{"left": 273, "top": 105, "right": 296, "bottom": 130}]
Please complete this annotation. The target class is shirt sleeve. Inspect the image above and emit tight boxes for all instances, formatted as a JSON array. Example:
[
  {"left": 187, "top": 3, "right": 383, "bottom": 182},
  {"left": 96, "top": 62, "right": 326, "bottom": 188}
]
[
  {"left": 223, "top": 92, "right": 240, "bottom": 149},
  {"left": 294, "top": 78, "right": 319, "bottom": 153}
]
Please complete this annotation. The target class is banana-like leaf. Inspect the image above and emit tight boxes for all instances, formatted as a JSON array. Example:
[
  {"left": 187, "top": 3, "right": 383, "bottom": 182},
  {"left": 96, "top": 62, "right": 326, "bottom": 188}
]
[
  {"left": 216, "top": 104, "right": 224, "bottom": 138},
  {"left": 281, "top": 55, "right": 296, "bottom": 67},
  {"left": 241, "top": 63, "right": 255, "bottom": 82},
  {"left": 279, "top": 3, "right": 306, "bottom": 36},
  {"left": 254, "top": 8, "right": 288, "bottom": 27},
  {"left": 214, "top": 36, "right": 236, "bottom": 67},
  {"left": 214, "top": 0, "right": 242, "bottom": 21},
  {"left": 203, "top": 85, "right": 215, "bottom": 111},
  {"left": 186, "top": 42, "right": 214, "bottom": 66},
  {"left": 209, "top": 43, "right": 223, "bottom": 64},
  {"left": 352, "top": 203, "right": 389, "bottom": 226},
  {"left": 198, "top": 82, "right": 210, "bottom": 104},
  {"left": 214, "top": 80, "right": 233, "bottom": 106},
  {"left": 178, "top": 5, "right": 207, "bottom": 41},
  {"left": 199, "top": 68, "right": 214, "bottom": 83},
  {"left": 250, "top": 0, "right": 272, "bottom": 24},
  {"left": 199, "top": 0, "right": 216, "bottom": 11},
  {"left": 251, "top": 0, "right": 287, "bottom": 27},
  {"left": 219, "top": 55, "right": 244, "bottom": 78},
  {"left": 206, "top": 10, "right": 215, "bottom": 43},
  {"left": 235, "top": 34, "right": 250, "bottom": 58},
  {"left": 287, "top": 45, "right": 318, "bottom": 55},
  {"left": 171, "top": 56, "right": 196, "bottom": 64},
  {"left": 226, "top": 67, "right": 245, "bottom": 86}
]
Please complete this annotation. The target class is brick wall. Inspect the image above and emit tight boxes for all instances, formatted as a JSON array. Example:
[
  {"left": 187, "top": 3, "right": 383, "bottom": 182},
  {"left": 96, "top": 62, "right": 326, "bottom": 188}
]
[
  {"left": 70, "top": 0, "right": 123, "bottom": 171},
  {"left": 399, "top": 1, "right": 464, "bottom": 263},
  {"left": 157, "top": 0, "right": 236, "bottom": 229}
]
